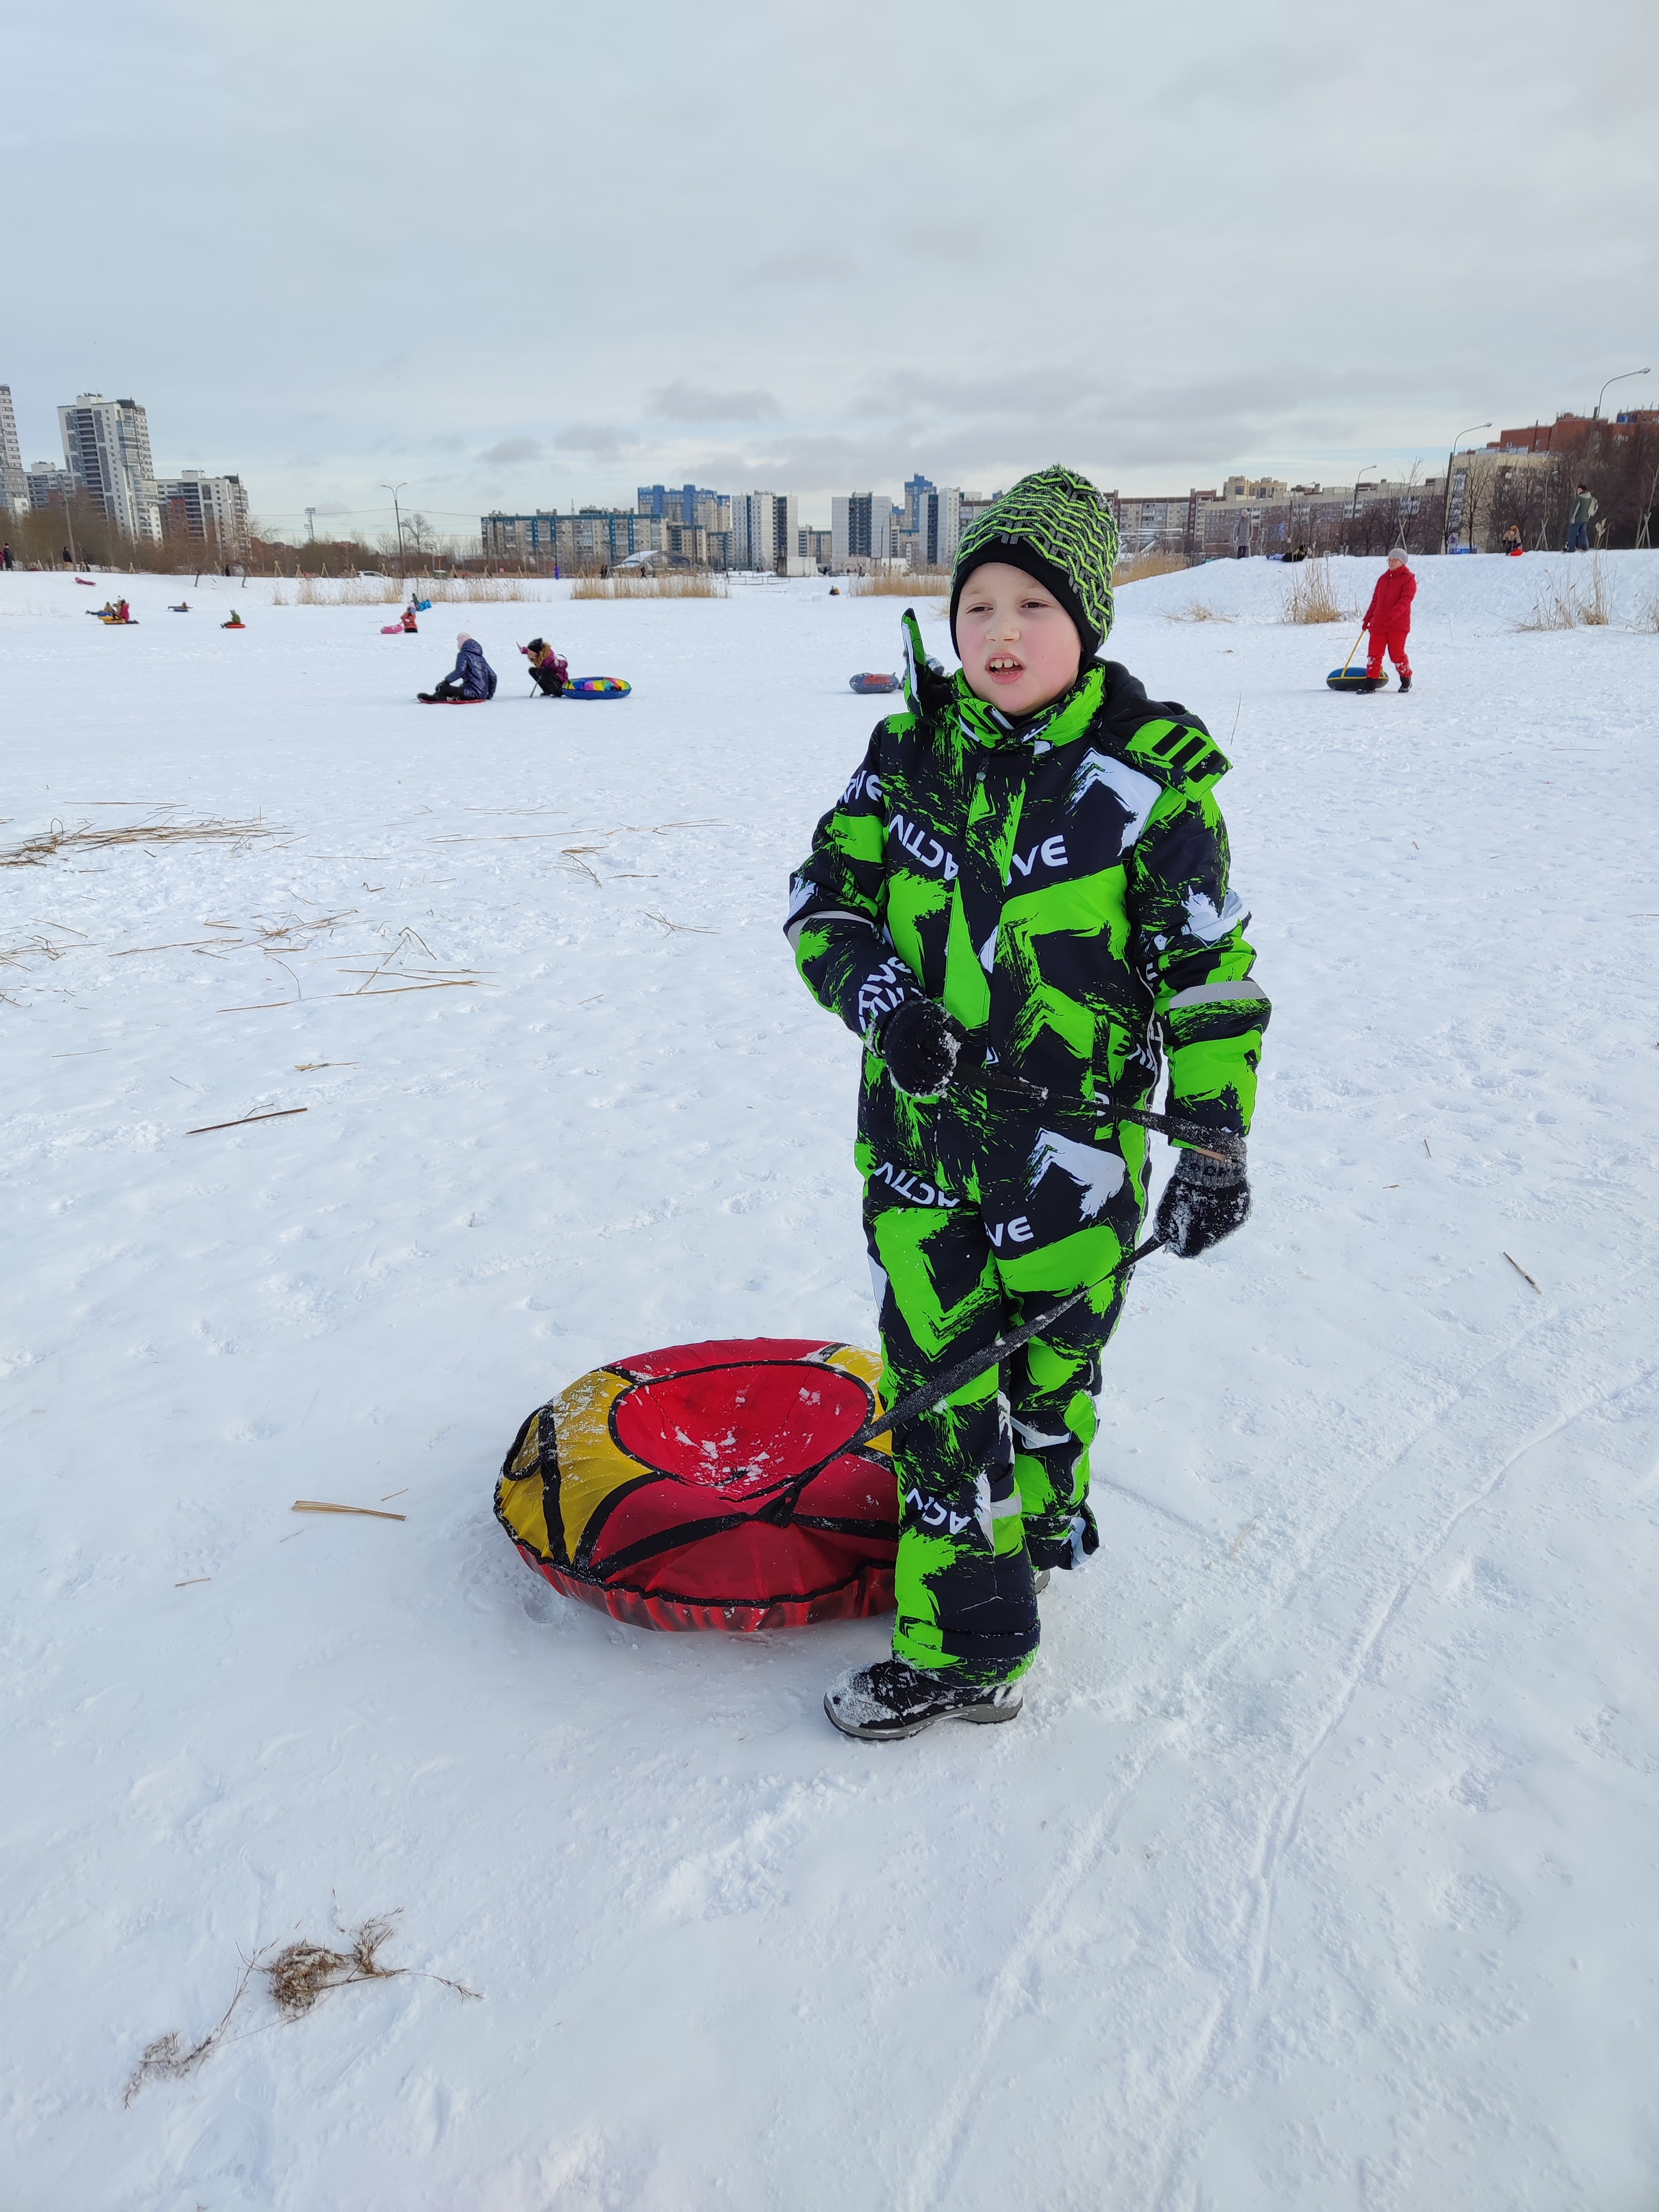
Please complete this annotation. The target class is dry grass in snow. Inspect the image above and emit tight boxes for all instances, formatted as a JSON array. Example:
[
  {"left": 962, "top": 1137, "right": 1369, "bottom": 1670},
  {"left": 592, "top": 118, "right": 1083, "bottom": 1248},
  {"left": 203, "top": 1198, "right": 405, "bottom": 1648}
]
[
  {"left": 570, "top": 573, "right": 730, "bottom": 601},
  {"left": 846, "top": 571, "right": 953, "bottom": 597},
  {"left": 1164, "top": 598, "right": 1235, "bottom": 623},
  {"left": 1114, "top": 549, "right": 1191, "bottom": 585},
  {"left": 1516, "top": 556, "right": 1613, "bottom": 631},
  {"left": 0, "top": 812, "right": 284, "bottom": 871},
  {"left": 124, "top": 1911, "right": 478, "bottom": 2103},
  {"left": 1278, "top": 558, "right": 1354, "bottom": 624}
]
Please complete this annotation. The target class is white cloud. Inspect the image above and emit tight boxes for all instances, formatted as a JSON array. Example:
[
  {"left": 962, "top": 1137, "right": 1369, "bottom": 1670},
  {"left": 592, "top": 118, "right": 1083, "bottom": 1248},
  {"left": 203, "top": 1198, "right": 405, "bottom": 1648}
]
[
  {"left": 477, "top": 436, "right": 543, "bottom": 464},
  {"left": 648, "top": 382, "right": 781, "bottom": 423},
  {"left": 4, "top": 0, "right": 1653, "bottom": 529}
]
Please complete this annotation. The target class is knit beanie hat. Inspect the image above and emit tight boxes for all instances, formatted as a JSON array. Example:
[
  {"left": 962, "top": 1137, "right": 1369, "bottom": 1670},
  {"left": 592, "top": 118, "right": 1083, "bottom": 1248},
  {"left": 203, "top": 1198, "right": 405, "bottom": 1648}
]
[{"left": 949, "top": 464, "right": 1120, "bottom": 662}]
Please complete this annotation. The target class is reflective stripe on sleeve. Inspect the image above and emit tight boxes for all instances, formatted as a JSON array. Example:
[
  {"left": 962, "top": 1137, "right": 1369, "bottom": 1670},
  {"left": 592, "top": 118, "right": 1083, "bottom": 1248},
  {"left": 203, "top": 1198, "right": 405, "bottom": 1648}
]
[
  {"left": 1166, "top": 977, "right": 1264, "bottom": 1009},
  {"left": 785, "top": 906, "right": 869, "bottom": 952}
]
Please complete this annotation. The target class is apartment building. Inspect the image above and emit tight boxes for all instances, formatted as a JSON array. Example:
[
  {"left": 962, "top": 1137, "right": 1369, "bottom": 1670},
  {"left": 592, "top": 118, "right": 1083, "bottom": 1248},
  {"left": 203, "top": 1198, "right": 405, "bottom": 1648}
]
[
  {"left": 831, "top": 491, "right": 893, "bottom": 566},
  {"left": 732, "top": 490, "right": 801, "bottom": 571},
  {"left": 480, "top": 509, "right": 667, "bottom": 565},
  {"left": 58, "top": 394, "right": 161, "bottom": 539},
  {"left": 146, "top": 469, "right": 249, "bottom": 552},
  {"left": 0, "top": 383, "right": 25, "bottom": 512}
]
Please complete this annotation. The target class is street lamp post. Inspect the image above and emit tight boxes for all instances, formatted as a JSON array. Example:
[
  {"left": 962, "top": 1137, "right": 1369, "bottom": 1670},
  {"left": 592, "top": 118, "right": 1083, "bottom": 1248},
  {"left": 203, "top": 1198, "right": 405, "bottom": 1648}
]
[
  {"left": 1592, "top": 367, "right": 1649, "bottom": 419},
  {"left": 1441, "top": 423, "right": 1491, "bottom": 551},
  {"left": 1350, "top": 464, "right": 1380, "bottom": 553},
  {"left": 381, "top": 482, "right": 408, "bottom": 577}
]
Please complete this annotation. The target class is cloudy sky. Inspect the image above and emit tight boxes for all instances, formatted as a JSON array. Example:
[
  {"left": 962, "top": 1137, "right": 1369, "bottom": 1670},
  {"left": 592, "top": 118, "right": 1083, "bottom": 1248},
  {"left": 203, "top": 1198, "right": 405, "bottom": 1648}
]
[{"left": 7, "top": 0, "right": 1654, "bottom": 543}]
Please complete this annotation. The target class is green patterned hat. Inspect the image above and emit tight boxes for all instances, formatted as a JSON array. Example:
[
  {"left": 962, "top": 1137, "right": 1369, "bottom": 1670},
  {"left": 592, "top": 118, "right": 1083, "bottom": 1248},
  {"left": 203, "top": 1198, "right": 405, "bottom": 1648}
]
[{"left": 950, "top": 464, "right": 1119, "bottom": 662}]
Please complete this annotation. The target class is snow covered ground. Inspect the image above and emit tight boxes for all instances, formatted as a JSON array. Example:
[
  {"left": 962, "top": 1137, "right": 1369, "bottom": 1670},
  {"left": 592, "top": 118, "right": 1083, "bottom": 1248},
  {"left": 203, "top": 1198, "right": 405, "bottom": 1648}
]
[{"left": 3, "top": 552, "right": 1657, "bottom": 2210}]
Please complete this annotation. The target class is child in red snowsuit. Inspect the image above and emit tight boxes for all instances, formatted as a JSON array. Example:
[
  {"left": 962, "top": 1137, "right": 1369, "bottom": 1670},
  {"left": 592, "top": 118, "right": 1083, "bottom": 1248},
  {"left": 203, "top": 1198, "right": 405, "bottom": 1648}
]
[{"left": 1363, "top": 550, "right": 1415, "bottom": 690}]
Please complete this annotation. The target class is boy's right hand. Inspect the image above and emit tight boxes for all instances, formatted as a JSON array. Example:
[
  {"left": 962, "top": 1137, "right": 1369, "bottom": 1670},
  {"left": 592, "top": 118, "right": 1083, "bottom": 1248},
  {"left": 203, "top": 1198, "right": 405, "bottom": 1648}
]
[{"left": 876, "top": 999, "right": 968, "bottom": 1098}]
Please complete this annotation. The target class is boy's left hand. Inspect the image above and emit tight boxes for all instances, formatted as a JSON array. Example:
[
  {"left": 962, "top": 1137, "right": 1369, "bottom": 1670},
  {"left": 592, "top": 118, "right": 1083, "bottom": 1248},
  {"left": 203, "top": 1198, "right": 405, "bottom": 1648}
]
[{"left": 1155, "top": 1147, "right": 1251, "bottom": 1257}]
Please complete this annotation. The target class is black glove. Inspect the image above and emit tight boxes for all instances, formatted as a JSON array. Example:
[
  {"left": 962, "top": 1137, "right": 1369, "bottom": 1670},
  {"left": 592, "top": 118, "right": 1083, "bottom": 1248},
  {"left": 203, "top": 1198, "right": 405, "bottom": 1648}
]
[
  {"left": 876, "top": 999, "right": 968, "bottom": 1098},
  {"left": 901, "top": 609, "right": 954, "bottom": 718},
  {"left": 1155, "top": 1144, "right": 1251, "bottom": 1257}
]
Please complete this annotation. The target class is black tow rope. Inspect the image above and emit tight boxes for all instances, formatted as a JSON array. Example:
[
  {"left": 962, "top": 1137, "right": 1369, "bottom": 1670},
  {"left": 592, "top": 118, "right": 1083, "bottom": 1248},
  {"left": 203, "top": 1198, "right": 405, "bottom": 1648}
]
[
  {"left": 842, "top": 1233, "right": 1164, "bottom": 1453},
  {"left": 968, "top": 1062, "right": 1244, "bottom": 1166}
]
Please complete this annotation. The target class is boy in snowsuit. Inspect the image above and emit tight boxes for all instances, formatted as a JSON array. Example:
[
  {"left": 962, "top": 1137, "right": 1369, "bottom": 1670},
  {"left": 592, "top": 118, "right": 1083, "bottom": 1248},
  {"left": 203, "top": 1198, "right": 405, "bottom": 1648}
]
[
  {"left": 426, "top": 631, "right": 497, "bottom": 702},
  {"left": 786, "top": 466, "right": 1270, "bottom": 1739},
  {"left": 1361, "top": 549, "right": 1415, "bottom": 691}
]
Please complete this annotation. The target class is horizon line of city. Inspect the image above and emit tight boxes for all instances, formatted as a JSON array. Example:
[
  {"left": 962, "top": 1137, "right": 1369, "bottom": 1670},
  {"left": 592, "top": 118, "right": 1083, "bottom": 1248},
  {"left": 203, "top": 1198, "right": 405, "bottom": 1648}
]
[{"left": 4, "top": 379, "right": 1655, "bottom": 567}]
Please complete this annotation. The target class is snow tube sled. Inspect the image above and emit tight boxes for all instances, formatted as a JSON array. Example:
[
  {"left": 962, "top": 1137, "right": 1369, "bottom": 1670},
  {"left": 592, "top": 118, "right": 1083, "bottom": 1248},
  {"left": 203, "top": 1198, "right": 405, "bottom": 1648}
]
[
  {"left": 1326, "top": 667, "right": 1384, "bottom": 692},
  {"left": 496, "top": 1337, "right": 898, "bottom": 1631},
  {"left": 563, "top": 676, "right": 631, "bottom": 699},
  {"left": 849, "top": 672, "right": 901, "bottom": 694}
]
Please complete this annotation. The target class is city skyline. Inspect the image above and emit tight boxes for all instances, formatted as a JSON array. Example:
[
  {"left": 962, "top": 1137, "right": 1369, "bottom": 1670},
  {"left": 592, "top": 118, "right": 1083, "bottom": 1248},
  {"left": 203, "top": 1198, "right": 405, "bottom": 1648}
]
[{"left": 5, "top": 3, "right": 1651, "bottom": 543}]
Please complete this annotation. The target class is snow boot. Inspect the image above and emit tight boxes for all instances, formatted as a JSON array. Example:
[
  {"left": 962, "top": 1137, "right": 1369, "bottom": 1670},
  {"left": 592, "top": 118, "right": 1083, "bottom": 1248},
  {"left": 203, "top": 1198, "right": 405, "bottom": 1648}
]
[
  {"left": 1357, "top": 675, "right": 1386, "bottom": 693},
  {"left": 1398, "top": 675, "right": 1412, "bottom": 692},
  {"left": 824, "top": 1657, "right": 1023, "bottom": 1741}
]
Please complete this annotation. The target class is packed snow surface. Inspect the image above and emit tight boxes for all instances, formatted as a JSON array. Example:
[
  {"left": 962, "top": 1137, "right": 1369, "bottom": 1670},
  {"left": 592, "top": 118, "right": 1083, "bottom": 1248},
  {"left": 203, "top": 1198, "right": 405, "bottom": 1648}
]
[{"left": 3, "top": 555, "right": 1657, "bottom": 2210}]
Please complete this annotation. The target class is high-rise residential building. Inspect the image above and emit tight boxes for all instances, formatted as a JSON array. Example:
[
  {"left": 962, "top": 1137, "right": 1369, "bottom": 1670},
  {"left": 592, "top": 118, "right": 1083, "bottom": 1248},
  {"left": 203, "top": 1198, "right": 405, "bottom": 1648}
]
[
  {"left": 144, "top": 469, "right": 250, "bottom": 552},
  {"left": 637, "top": 483, "right": 730, "bottom": 530},
  {"left": 831, "top": 492, "right": 893, "bottom": 566},
  {"left": 732, "top": 490, "right": 799, "bottom": 571},
  {"left": 0, "top": 385, "right": 20, "bottom": 475},
  {"left": 902, "top": 472, "right": 936, "bottom": 536},
  {"left": 0, "top": 383, "right": 25, "bottom": 512},
  {"left": 918, "top": 485, "right": 961, "bottom": 569},
  {"left": 480, "top": 508, "right": 667, "bottom": 565},
  {"left": 25, "top": 461, "right": 76, "bottom": 510},
  {"left": 58, "top": 393, "right": 161, "bottom": 539}
]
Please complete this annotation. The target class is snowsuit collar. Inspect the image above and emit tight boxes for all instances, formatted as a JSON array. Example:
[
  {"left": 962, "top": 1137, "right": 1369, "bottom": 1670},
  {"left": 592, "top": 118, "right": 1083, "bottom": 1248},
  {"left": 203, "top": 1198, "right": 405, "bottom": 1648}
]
[
  {"left": 950, "top": 662, "right": 1107, "bottom": 752},
  {"left": 948, "top": 658, "right": 1182, "bottom": 759}
]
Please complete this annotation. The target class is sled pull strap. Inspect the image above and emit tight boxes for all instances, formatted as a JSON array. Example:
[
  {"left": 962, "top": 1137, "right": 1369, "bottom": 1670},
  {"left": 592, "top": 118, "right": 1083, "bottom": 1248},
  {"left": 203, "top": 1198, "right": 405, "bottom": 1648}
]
[
  {"left": 847, "top": 1236, "right": 1165, "bottom": 1451},
  {"left": 1338, "top": 628, "right": 1366, "bottom": 676},
  {"left": 971, "top": 1064, "right": 1244, "bottom": 1164}
]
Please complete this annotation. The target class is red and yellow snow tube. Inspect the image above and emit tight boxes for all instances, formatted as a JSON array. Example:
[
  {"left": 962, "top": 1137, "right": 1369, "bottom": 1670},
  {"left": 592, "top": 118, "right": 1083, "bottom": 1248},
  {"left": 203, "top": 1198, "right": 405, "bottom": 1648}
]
[{"left": 495, "top": 1337, "right": 897, "bottom": 1631}]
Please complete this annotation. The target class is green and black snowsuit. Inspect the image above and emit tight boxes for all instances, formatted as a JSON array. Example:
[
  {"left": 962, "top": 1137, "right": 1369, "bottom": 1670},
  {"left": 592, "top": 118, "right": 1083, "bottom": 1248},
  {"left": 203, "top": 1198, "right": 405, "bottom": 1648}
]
[{"left": 786, "top": 649, "right": 1269, "bottom": 1681}]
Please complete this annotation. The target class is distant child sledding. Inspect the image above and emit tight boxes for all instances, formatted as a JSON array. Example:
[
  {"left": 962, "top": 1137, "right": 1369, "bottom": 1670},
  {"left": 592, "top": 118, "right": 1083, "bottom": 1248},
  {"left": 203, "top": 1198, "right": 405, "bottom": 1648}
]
[
  {"left": 419, "top": 631, "right": 497, "bottom": 704},
  {"left": 382, "top": 603, "right": 420, "bottom": 636},
  {"left": 518, "top": 638, "right": 631, "bottom": 701},
  {"left": 90, "top": 597, "right": 134, "bottom": 624},
  {"left": 1327, "top": 549, "right": 1415, "bottom": 692},
  {"left": 222, "top": 609, "right": 245, "bottom": 630},
  {"left": 520, "top": 638, "right": 569, "bottom": 696}
]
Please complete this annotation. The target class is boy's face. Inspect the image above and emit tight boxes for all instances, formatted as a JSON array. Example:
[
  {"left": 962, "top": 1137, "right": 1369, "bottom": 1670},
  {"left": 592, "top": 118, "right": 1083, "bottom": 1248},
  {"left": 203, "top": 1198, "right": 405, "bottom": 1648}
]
[{"left": 955, "top": 562, "right": 1082, "bottom": 717}]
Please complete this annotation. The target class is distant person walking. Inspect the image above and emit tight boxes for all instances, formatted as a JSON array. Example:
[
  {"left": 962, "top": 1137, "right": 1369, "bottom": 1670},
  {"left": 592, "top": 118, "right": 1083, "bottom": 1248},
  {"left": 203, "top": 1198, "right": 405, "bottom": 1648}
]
[
  {"left": 1362, "top": 548, "right": 1415, "bottom": 692},
  {"left": 1566, "top": 484, "right": 1597, "bottom": 551},
  {"left": 2, "top": 543, "right": 13, "bottom": 570}
]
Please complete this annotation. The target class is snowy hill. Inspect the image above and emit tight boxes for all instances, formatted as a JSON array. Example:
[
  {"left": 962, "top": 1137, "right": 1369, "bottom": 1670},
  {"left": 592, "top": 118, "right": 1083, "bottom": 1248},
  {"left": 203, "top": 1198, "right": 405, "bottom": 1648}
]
[{"left": 3, "top": 555, "right": 1658, "bottom": 2209}]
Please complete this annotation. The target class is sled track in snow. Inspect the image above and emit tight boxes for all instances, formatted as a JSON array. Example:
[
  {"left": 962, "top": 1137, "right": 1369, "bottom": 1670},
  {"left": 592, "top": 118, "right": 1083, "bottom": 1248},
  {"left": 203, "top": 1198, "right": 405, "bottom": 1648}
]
[{"left": 903, "top": 1282, "right": 1657, "bottom": 2212}]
